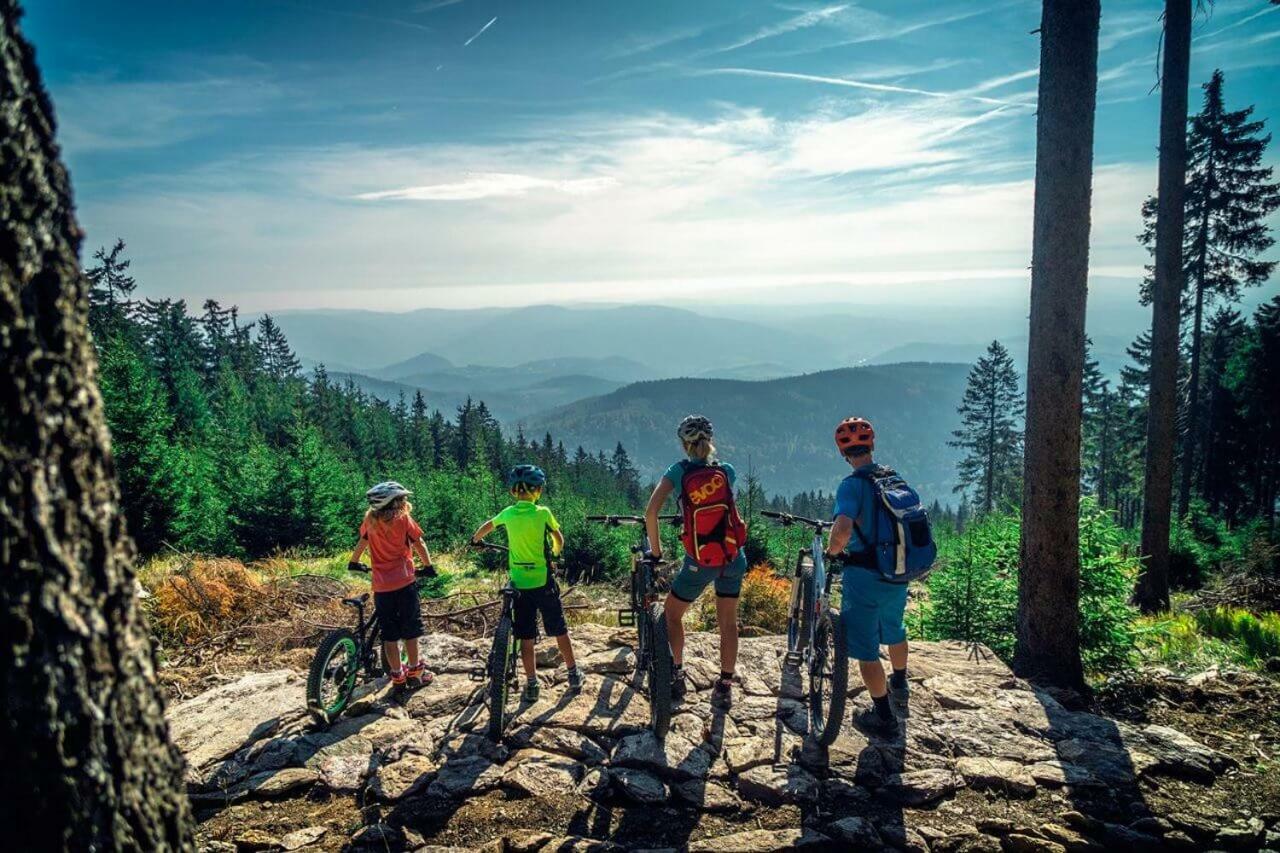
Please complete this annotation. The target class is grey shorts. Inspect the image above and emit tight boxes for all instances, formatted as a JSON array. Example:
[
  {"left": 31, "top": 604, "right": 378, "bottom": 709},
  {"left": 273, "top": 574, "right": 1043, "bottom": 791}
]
[{"left": 669, "top": 552, "right": 749, "bottom": 602}]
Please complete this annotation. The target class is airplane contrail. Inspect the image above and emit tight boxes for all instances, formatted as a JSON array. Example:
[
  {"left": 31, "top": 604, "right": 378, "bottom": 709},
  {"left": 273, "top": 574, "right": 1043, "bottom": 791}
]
[{"left": 464, "top": 16, "right": 497, "bottom": 46}]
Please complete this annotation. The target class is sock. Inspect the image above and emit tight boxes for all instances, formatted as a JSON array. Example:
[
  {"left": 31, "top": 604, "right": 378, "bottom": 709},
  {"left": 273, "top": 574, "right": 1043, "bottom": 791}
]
[
  {"left": 719, "top": 671, "right": 734, "bottom": 683},
  {"left": 872, "top": 694, "right": 894, "bottom": 720},
  {"left": 890, "top": 667, "right": 908, "bottom": 689},
  {"left": 566, "top": 665, "right": 580, "bottom": 676}
]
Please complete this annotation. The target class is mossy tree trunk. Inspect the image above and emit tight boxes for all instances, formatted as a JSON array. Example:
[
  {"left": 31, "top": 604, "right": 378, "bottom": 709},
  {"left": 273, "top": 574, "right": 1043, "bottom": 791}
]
[
  {"left": 1015, "top": 0, "right": 1100, "bottom": 692},
  {"left": 0, "top": 2, "right": 194, "bottom": 849}
]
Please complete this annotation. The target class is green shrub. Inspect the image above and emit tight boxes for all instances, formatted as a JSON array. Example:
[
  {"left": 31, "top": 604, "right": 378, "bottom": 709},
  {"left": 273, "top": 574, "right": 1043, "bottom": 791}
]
[
  {"left": 1194, "top": 607, "right": 1280, "bottom": 661},
  {"left": 919, "top": 499, "right": 1139, "bottom": 673}
]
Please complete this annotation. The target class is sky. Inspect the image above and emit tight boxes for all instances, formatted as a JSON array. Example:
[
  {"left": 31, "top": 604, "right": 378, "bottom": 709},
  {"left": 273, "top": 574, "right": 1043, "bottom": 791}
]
[{"left": 23, "top": 0, "right": 1280, "bottom": 317}]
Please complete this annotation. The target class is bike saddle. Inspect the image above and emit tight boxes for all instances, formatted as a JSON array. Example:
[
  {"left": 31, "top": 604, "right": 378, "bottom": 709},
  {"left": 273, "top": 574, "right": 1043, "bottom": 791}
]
[{"left": 342, "top": 592, "right": 371, "bottom": 607}]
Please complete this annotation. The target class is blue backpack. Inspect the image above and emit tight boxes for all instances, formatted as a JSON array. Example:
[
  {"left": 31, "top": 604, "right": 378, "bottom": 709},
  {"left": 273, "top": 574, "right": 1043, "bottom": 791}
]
[{"left": 850, "top": 466, "right": 937, "bottom": 583}]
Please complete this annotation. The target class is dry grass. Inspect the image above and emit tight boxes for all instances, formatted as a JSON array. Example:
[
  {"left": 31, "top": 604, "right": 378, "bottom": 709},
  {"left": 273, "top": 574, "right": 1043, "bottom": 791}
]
[{"left": 694, "top": 564, "right": 791, "bottom": 634}]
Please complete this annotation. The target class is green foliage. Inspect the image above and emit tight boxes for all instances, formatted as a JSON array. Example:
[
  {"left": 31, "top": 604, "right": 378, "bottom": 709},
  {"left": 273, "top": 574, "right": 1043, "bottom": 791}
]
[
  {"left": 949, "top": 340, "right": 1024, "bottom": 515},
  {"left": 920, "top": 500, "right": 1139, "bottom": 673},
  {"left": 1194, "top": 607, "right": 1280, "bottom": 661},
  {"left": 919, "top": 512, "right": 1020, "bottom": 659}
]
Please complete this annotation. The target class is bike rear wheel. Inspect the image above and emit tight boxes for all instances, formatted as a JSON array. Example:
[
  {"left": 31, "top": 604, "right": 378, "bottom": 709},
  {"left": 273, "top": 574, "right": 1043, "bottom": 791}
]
[
  {"left": 808, "top": 608, "right": 849, "bottom": 746},
  {"left": 307, "top": 629, "right": 360, "bottom": 724},
  {"left": 646, "top": 601, "right": 673, "bottom": 739},
  {"left": 486, "top": 614, "right": 517, "bottom": 741}
]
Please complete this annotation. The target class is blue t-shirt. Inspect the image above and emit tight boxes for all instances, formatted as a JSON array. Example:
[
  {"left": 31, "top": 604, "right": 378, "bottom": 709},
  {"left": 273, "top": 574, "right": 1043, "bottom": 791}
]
[
  {"left": 833, "top": 462, "right": 878, "bottom": 554},
  {"left": 663, "top": 459, "right": 737, "bottom": 497}
]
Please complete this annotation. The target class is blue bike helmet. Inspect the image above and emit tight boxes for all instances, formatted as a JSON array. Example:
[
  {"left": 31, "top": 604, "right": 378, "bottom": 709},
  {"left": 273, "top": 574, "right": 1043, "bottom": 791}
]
[{"left": 507, "top": 464, "right": 547, "bottom": 490}]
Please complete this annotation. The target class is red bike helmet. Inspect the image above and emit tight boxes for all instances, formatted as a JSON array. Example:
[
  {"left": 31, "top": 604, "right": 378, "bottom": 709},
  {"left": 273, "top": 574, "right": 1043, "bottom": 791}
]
[{"left": 834, "top": 417, "right": 875, "bottom": 455}]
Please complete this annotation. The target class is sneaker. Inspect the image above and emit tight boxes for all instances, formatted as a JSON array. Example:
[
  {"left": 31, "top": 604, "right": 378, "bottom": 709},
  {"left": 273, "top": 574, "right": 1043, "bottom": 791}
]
[
  {"left": 389, "top": 668, "right": 407, "bottom": 688},
  {"left": 406, "top": 663, "right": 434, "bottom": 688},
  {"left": 671, "top": 668, "right": 688, "bottom": 701},
  {"left": 711, "top": 676, "right": 733, "bottom": 710},
  {"left": 522, "top": 680, "right": 540, "bottom": 703},
  {"left": 566, "top": 667, "right": 584, "bottom": 693},
  {"left": 853, "top": 705, "right": 898, "bottom": 736}
]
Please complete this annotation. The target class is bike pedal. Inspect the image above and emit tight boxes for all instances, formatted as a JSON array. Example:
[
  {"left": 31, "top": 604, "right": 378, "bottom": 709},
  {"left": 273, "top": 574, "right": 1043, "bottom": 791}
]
[
  {"left": 618, "top": 610, "right": 636, "bottom": 627},
  {"left": 469, "top": 667, "right": 486, "bottom": 682}
]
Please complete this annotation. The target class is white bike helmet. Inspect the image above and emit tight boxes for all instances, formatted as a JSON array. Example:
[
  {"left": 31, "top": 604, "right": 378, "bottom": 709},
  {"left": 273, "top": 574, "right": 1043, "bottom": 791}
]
[
  {"left": 366, "top": 481, "right": 411, "bottom": 510},
  {"left": 676, "top": 414, "right": 714, "bottom": 444}
]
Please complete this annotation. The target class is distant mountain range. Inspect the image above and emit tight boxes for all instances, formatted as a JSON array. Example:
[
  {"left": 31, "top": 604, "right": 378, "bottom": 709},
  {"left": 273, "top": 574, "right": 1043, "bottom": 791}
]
[
  {"left": 269, "top": 304, "right": 845, "bottom": 377},
  {"left": 522, "top": 362, "right": 972, "bottom": 501}
]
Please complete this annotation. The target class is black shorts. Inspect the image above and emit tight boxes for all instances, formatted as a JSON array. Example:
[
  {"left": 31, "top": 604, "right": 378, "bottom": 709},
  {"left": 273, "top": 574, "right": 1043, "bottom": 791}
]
[
  {"left": 513, "top": 580, "right": 568, "bottom": 640},
  {"left": 374, "top": 584, "right": 424, "bottom": 642}
]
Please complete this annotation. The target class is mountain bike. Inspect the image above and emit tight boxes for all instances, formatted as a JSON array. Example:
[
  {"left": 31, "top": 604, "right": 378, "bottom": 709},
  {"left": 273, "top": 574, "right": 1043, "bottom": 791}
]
[
  {"left": 761, "top": 510, "right": 849, "bottom": 746},
  {"left": 585, "top": 513, "right": 680, "bottom": 739},
  {"left": 464, "top": 540, "right": 522, "bottom": 741},
  {"left": 305, "top": 564, "right": 434, "bottom": 725}
]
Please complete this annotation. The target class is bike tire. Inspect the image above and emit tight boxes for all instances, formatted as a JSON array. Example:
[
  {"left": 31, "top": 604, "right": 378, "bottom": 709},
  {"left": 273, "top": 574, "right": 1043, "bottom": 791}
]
[
  {"left": 486, "top": 615, "right": 515, "bottom": 741},
  {"left": 787, "top": 554, "right": 815, "bottom": 657},
  {"left": 808, "top": 608, "right": 849, "bottom": 746},
  {"left": 646, "top": 601, "right": 673, "bottom": 740},
  {"left": 306, "top": 629, "right": 360, "bottom": 723}
]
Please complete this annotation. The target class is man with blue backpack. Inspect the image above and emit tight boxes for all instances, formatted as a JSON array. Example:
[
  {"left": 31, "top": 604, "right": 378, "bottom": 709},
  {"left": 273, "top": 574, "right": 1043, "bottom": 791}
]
[{"left": 824, "top": 417, "right": 937, "bottom": 734}]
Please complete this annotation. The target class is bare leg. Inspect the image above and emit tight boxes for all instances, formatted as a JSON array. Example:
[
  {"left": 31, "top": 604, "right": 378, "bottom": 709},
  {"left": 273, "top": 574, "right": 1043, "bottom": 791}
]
[
  {"left": 664, "top": 596, "right": 692, "bottom": 666},
  {"left": 859, "top": 659, "right": 888, "bottom": 698},
  {"left": 554, "top": 634, "right": 576, "bottom": 669},
  {"left": 404, "top": 638, "right": 420, "bottom": 668},
  {"left": 520, "top": 638, "right": 536, "bottom": 679},
  {"left": 715, "top": 596, "right": 740, "bottom": 675},
  {"left": 887, "top": 640, "right": 908, "bottom": 672},
  {"left": 383, "top": 641, "right": 403, "bottom": 672}
]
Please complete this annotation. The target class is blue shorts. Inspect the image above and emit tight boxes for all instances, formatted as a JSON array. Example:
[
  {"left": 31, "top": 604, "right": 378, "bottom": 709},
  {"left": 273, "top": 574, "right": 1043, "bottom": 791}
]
[
  {"left": 841, "top": 565, "right": 909, "bottom": 662},
  {"left": 670, "top": 553, "right": 748, "bottom": 602}
]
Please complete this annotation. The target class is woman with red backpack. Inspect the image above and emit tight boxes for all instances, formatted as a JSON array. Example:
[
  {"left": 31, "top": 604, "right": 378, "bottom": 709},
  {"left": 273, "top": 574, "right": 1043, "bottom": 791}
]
[{"left": 644, "top": 415, "right": 748, "bottom": 710}]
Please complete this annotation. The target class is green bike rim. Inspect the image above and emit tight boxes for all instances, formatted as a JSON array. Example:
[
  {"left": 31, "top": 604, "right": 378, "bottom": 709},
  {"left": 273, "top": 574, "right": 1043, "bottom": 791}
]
[{"left": 321, "top": 636, "right": 359, "bottom": 715}]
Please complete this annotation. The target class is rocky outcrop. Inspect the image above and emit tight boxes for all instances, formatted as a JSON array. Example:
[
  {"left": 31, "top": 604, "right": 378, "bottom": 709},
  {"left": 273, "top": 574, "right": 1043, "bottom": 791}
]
[{"left": 175, "top": 630, "right": 1249, "bottom": 852}]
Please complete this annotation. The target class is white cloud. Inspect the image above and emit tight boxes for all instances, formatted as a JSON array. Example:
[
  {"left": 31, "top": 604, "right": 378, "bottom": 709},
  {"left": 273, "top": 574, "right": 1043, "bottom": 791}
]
[
  {"left": 715, "top": 4, "right": 851, "bottom": 54},
  {"left": 356, "top": 173, "right": 616, "bottom": 201}
]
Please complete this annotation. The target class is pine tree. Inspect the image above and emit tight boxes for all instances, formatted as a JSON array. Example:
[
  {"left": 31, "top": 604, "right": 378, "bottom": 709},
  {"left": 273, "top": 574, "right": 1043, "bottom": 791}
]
[
  {"left": 1144, "top": 70, "right": 1280, "bottom": 515},
  {"left": 1081, "top": 341, "right": 1113, "bottom": 507},
  {"left": 85, "top": 238, "right": 137, "bottom": 337},
  {"left": 949, "top": 340, "right": 1025, "bottom": 514},
  {"left": 255, "top": 314, "right": 302, "bottom": 382}
]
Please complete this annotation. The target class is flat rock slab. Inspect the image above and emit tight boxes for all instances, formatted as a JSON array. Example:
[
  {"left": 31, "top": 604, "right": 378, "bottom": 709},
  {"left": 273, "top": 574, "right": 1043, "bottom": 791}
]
[
  {"left": 167, "top": 670, "right": 305, "bottom": 780},
  {"left": 688, "top": 828, "right": 830, "bottom": 852},
  {"left": 165, "top": 631, "right": 1235, "bottom": 844},
  {"left": 611, "top": 731, "right": 713, "bottom": 780},
  {"left": 501, "top": 749, "right": 583, "bottom": 799},
  {"left": 955, "top": 756, "right": 1037, "bottom": 798}
]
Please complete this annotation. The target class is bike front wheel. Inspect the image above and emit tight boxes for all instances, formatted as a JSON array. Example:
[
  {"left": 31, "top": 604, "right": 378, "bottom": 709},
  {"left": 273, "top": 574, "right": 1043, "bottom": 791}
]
[
  {"left": 808, "top": 608, "right": 849, "bottom": 746},
  {"left": 486, "top": 614, "right": 518, "bottom": 741},
  {"left": 307, "top": 629, "right": 360, "bottom": 724},
  {"left": 646, "top": 601, "right": 673, "bottom": 740},
  {"left": 786, "top": 554, "right": 815, "bottom": 658}
]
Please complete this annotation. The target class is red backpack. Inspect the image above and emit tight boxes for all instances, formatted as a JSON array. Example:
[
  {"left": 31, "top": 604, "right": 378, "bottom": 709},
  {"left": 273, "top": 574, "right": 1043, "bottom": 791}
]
[{"left": 678, "top": 462, "right": 748, "bottom": 567}]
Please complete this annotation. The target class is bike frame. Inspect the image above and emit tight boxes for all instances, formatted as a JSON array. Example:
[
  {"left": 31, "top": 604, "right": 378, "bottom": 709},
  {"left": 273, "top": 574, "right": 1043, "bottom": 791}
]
[{"left": 762, "top": 512, "right": 836, "bottom": 667}]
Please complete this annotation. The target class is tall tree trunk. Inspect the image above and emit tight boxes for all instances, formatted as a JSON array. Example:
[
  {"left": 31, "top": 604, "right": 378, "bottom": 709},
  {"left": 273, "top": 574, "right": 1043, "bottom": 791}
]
[
  {"left": 0, "top": 3, "right": 194, "bottom": 849},
  {"left": 1179, "top": 241, "right": 1207, "bottom": 515},
  {"left": 1014, "top": 0, "right": 1099, "bottom": 691},
  {"left": 1136, "top": 0, "right": 1192, "bottom": 613}
]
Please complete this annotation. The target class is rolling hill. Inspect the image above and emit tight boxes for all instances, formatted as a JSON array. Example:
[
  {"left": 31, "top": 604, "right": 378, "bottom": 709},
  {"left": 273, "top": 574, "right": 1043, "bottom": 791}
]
[{"left": 522, "top": 362, "right": 972, "bottom": 502}]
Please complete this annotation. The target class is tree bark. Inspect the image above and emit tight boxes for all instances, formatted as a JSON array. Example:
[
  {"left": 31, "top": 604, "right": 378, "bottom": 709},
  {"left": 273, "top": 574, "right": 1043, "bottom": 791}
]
[
  {"left": 1136, "top": 0, "right": 1192, "bottom": 614},
  {"left": 0, "top": 3, "right": 194, "bottom": 850},
  {"left": 1014, "top": 0, "right": 1099, "bottom": 691}
]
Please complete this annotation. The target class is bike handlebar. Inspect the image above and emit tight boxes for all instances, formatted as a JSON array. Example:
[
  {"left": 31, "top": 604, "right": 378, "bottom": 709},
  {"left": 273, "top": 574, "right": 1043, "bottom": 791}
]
[
  {"left": 585, "top": 514, "right": 682, "bottom": 527},
  {"left": 470, "top": 540, "right": 510, "bottom": 553},
  {"left": 760, "top": 510, "right": 833, "bottom": 531}
]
